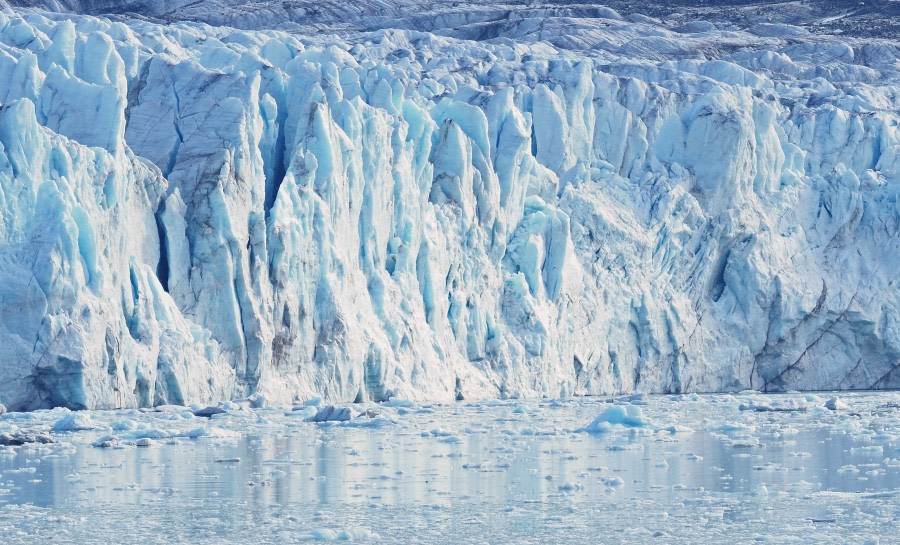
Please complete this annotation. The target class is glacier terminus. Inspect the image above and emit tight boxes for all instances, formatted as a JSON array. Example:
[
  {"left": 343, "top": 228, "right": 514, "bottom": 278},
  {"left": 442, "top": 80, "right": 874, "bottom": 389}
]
[{"left": 0, "top": 1, "right": 898, "bottom": 411}]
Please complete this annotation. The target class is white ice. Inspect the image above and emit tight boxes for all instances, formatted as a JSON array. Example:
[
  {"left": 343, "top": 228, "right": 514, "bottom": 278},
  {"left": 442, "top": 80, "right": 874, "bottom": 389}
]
[{"left": 0, "top": 3, "right": 897, "bottom": 409}]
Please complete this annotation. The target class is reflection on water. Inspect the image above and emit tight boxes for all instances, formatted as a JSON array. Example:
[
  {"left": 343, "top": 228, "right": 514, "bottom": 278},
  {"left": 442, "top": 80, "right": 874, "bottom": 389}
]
[
  {"left": 0, "top": 393, "right": 898, "bottom": 543},
  {"left": 3, "top": 404, "right": 898, "bottom": 506}
]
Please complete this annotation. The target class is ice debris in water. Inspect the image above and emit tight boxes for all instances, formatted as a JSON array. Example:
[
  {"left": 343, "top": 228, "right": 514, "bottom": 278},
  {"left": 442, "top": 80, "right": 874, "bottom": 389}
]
[
  {"left": 92, "top": 435, "right": 128, "bottom": 449},
  {"left": 193, "top": 406, "right": 227, "bottom": 418},
  {"left": 288, "top": 406, "right": 319, "bottom": 418},
  {"left": 0, "top": 431, "right": 55, "bottom": 446},
  {"left": 825, "top": 397, "right": 848, "bottom": 411},
  {"left": 580, "top": 405, "right": 650, "bottom": 433},
  {"left": 738, "top": 399, "right": 812, "bottom": 412},
  {"left": 91, "top": 424, "right": 237, "bottom": 447},
  {"left": 52, "top": 412, "right": 97, "bottom": 432},
  {"left": 307, "top": 406, "right": 354, "bottom": 423},
  {"left": 302, "top": 528, "right": 380, "bottom": 541}
]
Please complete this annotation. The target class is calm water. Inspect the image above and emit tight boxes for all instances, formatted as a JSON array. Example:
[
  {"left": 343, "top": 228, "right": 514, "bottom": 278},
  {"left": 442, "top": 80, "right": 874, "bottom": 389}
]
[{"left": 1, "top": 393, "right": 898, "bottom": 543}]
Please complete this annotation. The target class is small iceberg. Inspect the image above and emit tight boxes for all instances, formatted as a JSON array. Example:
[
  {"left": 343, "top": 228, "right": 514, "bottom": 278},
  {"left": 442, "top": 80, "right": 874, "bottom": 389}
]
[
  {"left": 52, "top": 412, "right": 97, "bottom": 432},
  {"left": 306, "top": 405, "right": 354, "bottom": 423},
  {"left": 580, "top": 405, "right": 651, "bottom": 434}
]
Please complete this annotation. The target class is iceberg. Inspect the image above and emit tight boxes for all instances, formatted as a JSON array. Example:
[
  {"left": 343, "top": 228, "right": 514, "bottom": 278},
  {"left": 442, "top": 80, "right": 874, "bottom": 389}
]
[
  {"left": 580, "top": 404, "right": 651, "bottom": 433},
  {"left": 0, "top": 2, "right": 897, "bottom": 409}
]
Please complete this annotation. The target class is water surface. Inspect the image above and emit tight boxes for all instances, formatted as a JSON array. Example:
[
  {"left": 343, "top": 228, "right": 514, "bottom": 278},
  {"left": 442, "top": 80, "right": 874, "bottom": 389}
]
[{"left": 1, "top": 392, "right": 898, "bottom": 543}]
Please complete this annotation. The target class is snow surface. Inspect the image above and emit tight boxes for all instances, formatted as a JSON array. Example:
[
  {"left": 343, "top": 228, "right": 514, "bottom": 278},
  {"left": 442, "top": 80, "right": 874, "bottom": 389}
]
[{"left": 0, "top": 2, "right": 898, "bottom": 409}]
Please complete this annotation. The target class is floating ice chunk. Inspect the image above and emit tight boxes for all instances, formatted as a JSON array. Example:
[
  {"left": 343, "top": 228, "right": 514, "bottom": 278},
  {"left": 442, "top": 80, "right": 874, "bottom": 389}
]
[
  {"left": 0, "top": 432, "right": 54, "bottom": 446},
  {"left": 154, "top": 405, "right": 189, "bottom": 413},
  {"left": 343, "top": 415, "right": 395, "bottom": 429},
  {"left": 287, "top": 406, "right": 318, "bottom": 418},
  {"left": 851, "top": 446, "right": 883, "bottom": 453},
  {"left": 0, "top": 404, "right": 6, "bottom": 415},
  {"left": 777, "top": 426, "right": 800, "bottom": 437},
  {"left": 708, "top": 423, "right": 756, "bottom": 435},
  {"left": 92, "top": 435, "right": 130, "bottom": 448},
  {"left": 302, "top": 528, "right": 380, "bottom": 541},
  {"left": 144, "top": 487, "right": 177, "bottom": 495},
  {"left": 518, "top": 427, "right": 560, "bottom": 436},
  {"left": 52, "top": 412, "right": 96, "bottom": 432},
  {"left": 728, "top": 437, "right": 761, "bottom": 448},
  {"left": 307, "top": 406, "right": 353, "bottom": 422},
  {"left": 193, "top": 406, "right": 227, "bottom": 418},
  {"left": 4, "top": 466, "right": 38, "bottom": 475},
  {"left": 117, "top": 427, "right": 232, "bottom": 442},
  {"left": 127, "top": 428, "right": 173, "bottom": 440},
  {"left": 660, "top": 424, "right": 695, "bottom": 434},
  {"left": 738, "top": 399, "right": 811, "bottom": 412},
  {"left": 825, "top": 397, "right": 848, "bottom": 411},
  {"left": 181, "top": 428, "right": 208, "bottom": 439},
  {"left": 606, "top": 442, "right": 644, "bottom": 451},
  {"left": 580, "top": 405, "right": 650, "bottom": 433},
  {"left": 110, "top": 420, "right": 137, "bottom": 431},
  {"left": 610, "top": 394, "right": 648, "bottom": 405},
  {"left": 177, "top": 427, "right": 238, "bottom": 439},
  {"left": 382, "top": 398, "right": 415, "bottom": 408}
]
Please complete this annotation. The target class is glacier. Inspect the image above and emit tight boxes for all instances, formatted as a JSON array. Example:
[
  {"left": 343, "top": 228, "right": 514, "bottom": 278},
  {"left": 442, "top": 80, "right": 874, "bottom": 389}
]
[{"left": 0, "top": 1, "right": 898, "bottom": 410}]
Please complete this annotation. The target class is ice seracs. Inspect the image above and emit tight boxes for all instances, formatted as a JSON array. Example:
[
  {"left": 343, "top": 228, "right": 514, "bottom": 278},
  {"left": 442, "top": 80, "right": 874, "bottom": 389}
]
[{"left": 0, "top": 2, "right": 898, "bottom": 409}]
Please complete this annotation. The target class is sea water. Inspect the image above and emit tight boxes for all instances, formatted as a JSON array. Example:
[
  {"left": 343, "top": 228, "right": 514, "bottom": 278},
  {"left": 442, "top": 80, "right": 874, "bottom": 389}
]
[{"left": 1, "top": 392, "right": 897, "bottom": 543}]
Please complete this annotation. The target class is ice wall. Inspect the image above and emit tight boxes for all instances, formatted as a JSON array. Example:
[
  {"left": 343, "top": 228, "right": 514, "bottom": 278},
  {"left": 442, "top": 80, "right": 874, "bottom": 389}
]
[{"left": 0, "top": 8, "right": 898, "bottom": 409}]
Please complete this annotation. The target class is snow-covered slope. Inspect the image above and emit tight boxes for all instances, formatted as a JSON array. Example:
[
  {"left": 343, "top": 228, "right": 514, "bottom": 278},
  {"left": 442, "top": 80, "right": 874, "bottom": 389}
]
[
  {"left": 9, "top": 1, "right": 900, "bottom": 39},
  {"left": 0, "top": 3, "right": 898, "bottom": 410}
]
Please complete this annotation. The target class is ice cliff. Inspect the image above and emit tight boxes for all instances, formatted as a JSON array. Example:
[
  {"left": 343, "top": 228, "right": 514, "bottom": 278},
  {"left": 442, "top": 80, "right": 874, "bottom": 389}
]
[{"left": 0, "top": 2, "right": 898, "bottom": 410}]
